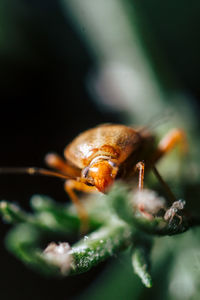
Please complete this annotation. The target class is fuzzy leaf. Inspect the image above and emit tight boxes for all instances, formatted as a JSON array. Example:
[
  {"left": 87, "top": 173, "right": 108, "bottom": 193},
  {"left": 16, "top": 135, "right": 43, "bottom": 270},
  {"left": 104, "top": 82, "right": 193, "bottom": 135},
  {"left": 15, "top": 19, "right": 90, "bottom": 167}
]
[{"left": 131, "top": 237, "right": 153, "bottom": 288}]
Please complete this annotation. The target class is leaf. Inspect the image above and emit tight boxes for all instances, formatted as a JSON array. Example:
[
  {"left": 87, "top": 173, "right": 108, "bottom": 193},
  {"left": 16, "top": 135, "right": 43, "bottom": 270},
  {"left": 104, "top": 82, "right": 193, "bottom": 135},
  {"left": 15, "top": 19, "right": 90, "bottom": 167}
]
[{"left": 131, "top": 236, "right": 153, "bottom": 288}]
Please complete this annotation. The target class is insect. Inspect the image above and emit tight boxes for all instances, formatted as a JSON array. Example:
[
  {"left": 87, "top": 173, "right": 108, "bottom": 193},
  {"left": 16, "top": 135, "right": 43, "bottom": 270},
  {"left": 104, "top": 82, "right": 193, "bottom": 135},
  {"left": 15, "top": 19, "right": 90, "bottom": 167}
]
[
  {"left": 164, "top": 199, "right": 186, "bottom": 224},
  {"left": 0, "top": 124, "right": 186, "bottom": 230}
]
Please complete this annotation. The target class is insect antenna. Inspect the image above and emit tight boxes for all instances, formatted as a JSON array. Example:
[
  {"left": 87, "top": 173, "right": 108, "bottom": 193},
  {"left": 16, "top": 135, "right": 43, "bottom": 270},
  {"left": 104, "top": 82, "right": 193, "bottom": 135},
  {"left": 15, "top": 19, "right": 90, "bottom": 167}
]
[
  {"left": 136, "top": 109, "right": 174, "bottom": 135},
  {"left": 0, "top": 167, "right": 77, "bottom": 181}
]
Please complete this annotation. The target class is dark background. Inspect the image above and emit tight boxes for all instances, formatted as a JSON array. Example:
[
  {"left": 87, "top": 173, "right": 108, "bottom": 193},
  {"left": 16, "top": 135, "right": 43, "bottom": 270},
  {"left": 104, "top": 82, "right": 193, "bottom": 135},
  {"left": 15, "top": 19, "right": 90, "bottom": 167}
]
[
  {"left": 0, "top": 2, "right": 120, "bottom": 299},
  {"left": 0, "top": 1, "right": 200, "bottom": 299}
]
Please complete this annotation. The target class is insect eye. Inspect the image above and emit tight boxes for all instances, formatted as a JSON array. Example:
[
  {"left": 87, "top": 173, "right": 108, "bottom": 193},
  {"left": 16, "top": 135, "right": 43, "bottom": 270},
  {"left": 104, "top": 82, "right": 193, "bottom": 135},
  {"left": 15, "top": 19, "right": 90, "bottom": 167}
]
[
  {"left": 82, "top": 166, "right": 89, "bottom": 178},
  {"left": 108, "top": 160, "right": 117, "bottom": 168}
]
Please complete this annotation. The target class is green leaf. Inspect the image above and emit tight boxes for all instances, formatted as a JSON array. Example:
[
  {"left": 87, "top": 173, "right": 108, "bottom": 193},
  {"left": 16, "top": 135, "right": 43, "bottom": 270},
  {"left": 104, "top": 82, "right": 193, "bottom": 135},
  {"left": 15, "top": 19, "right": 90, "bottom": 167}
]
[
  {"left": 70, "top": 218, "right": 133, "bottom": 275},
  {"left": 131, "top": 236, "right": 153, "bottom": 288}
]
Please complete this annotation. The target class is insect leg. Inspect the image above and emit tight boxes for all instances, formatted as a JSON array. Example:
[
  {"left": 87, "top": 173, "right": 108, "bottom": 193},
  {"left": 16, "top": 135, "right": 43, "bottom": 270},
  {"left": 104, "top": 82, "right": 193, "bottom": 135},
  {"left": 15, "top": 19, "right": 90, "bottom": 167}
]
[
  {"left": 134, "top": 164, "right": 157, "bottom": 219},
  {"left": 177, "top": 214, "right": 183, "bottom": 225},
  {"left": 64, "top": 180, "right": 98, "bottom": 233},
  {"left": 137, "top": 203, "right": 154, "bottom": 220},
  {"left": 152, "top": 166, "right": 177, "bottom": 204},
  {"left": 45, "top": 153, "right": 80, "bottom": 177},
  {"left": 152, "top": 128, "right": 187, "bottom": 163},
  {"left": 135, "top": 161, "right": 145, "bottom": 190}
]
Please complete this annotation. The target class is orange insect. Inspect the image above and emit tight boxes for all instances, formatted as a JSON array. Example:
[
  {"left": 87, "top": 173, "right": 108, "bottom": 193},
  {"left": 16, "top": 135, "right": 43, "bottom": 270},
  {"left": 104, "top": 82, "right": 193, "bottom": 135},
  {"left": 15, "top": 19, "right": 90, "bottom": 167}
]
[{"left": 0, "top": 124, "right": 186, "bottom": 230}]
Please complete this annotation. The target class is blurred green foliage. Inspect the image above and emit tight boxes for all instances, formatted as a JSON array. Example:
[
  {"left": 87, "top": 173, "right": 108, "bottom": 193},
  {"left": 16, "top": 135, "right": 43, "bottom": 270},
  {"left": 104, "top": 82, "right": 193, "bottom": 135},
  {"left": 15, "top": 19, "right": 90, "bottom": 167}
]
[{"left": 1, "top": 1, "right": 200, "bottom": 300}]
